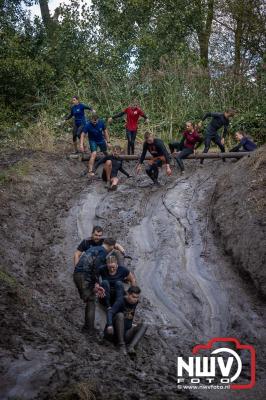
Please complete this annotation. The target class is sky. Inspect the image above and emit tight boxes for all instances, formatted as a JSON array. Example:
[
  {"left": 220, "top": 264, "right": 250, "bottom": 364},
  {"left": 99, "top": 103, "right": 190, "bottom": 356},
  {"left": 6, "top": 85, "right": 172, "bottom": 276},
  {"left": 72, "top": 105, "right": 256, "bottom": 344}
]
[{"left": 27, "top": 0, "right": 78, "bottom": 18}]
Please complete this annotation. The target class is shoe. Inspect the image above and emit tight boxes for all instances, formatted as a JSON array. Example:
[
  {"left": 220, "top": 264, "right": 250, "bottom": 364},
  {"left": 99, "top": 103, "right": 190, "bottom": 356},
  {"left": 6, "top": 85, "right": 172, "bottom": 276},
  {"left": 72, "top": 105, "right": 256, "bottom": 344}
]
[
  {"left": 118, "top": 344, "right": 127, "bottom": 356},
  {"left": 106, "top": 325, "right": 114, "bottom": 335},
  {"left": 127, "top": 346, "right": 136, "bottom": 356},
  {"left": 153, "top": 180, "right": 161, "bottom": 187}
]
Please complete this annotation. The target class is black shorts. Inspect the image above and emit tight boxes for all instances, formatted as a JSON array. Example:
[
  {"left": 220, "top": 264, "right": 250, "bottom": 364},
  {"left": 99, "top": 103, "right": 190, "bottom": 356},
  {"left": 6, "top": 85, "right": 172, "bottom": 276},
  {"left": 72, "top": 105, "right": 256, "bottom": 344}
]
[
  {"left": 102, "top": 167, "right": 119, "bottom": 181},
  {"left": 73, "top": 124, "right": 84, "bottom": 142}
]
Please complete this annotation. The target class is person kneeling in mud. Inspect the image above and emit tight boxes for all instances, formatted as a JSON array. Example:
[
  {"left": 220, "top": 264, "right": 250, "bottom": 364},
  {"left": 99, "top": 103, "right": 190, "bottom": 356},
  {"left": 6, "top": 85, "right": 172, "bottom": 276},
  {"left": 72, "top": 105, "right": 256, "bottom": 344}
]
[
  {"left": 93, "top": 145, "right": 131, "bottom": 191},
  {"left": 136, "top": 131, "right": 172, "bottom": 186},
  {"left": 229, "top": 131, "right": 257, "bottom": 153},
  {"left": 169, "top": 121, "right": 202, "bottom": 173},
  {"left": 96, "top": 254, "right": 136, "bottom": 334},
  {"left": 100, "top": 285, "right": 147, "bottom": 355},
  {"left": 73, "top": 238, "right": 116, "bottom": 334}
]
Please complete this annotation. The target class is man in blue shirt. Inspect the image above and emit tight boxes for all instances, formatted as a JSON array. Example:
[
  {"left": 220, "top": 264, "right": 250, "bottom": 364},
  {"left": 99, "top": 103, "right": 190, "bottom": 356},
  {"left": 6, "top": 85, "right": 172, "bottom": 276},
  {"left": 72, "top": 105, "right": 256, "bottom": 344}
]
[
  {"left": 199, "top": 109, "right": 236, "bottom": 164},
  {"left": 80, "top": 114, "right": 111, "bottom": 176},
  {"left": 65, "top": 96, "right": 95, "bottom": 153},
  {"left": 230, "top": 131, "right": 257, "bottom": 152},
  {"left": 73, "top": 238, "right": 116, "bottom": 333}
]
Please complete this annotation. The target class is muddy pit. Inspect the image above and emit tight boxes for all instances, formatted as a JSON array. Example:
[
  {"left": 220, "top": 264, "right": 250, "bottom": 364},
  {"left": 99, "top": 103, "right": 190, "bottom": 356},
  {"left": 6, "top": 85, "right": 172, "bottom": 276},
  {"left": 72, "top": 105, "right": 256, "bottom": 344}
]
[{"left": 0, "top": 149, "right": 265, "bottom": 400}]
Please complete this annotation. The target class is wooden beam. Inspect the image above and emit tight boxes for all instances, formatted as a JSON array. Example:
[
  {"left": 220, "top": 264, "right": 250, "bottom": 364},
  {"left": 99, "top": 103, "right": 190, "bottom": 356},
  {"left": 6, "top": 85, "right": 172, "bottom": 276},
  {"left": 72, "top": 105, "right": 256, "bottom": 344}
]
[{"left": 68, "top": 152, "right": 252, "bottom": 161}]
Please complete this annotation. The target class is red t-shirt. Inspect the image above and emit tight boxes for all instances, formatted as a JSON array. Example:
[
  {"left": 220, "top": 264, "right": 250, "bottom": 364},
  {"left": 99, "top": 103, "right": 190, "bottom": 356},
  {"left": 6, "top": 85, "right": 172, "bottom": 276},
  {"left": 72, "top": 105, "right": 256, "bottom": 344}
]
[
  {"left": 183, "top": 130, "right": 201, "bottom": 150},
  {"left": 124, "top": 107, "right": 145, "bottom": 131}
]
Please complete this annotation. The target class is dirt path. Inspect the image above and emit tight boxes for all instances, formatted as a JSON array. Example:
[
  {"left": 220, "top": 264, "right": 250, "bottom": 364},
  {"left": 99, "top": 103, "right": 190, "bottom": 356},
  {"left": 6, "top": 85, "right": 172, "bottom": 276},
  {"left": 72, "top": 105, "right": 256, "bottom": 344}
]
[{"left": 0, "top": 152, "right": 266, "bottom": 400}]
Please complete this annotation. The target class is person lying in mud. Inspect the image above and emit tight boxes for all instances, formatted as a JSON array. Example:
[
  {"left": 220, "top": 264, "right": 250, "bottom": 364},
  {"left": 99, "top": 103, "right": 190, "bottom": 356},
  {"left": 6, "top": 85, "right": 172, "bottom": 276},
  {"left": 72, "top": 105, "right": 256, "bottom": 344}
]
[
  {"left": 73, "top": 238, "right": 116, "bottom": 333},
  {"left": 199, "top": 108, "right": 236, "bottom": 164},
  {"left": 168, "top": 121, "right": 202, "bottom": 173},
  {"left": 99, "top": 285, "right": 147, "bottom": 355},
  {"left": 96, "top": 254, "right": 136, "bottom": 332},
  {"left": 93, "top": 145, "right": 132, "bottom": 191},
  {"left": 136, "top": 131, "right": 172, "bottom": 186},
  {"left": 73, "top": 225, "right": 125, "bottom": 267},
  {"left": 80, "top": 114, "right": 111, "bottom": 177},
  {"left": 229, "top": 131, "right": 257, "bottom": 152}
]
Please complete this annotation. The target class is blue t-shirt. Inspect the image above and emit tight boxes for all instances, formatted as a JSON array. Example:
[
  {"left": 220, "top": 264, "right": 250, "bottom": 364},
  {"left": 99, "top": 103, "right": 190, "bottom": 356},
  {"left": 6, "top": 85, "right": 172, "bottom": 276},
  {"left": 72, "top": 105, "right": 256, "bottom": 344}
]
[
  {"left": 99, "top": 265, "right": 130, "bottom": 287},
  {"left": 70, "top": 103, "right": 92, "bottom": 126},
  {"left": 75, "top": 245, "right": 108, "bottom": 275},
  {"left": 241, "top": 137, "right": 257, "bottom": 151},
  {"left": 83, "top": 120, "right": 106, "bottom": 143}
]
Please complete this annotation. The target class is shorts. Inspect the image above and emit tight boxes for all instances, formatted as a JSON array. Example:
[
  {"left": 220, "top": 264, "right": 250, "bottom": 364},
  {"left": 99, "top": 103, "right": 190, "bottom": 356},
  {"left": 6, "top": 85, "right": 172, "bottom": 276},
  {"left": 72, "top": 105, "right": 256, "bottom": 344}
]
[
  {"left": 89, "top": 140, "right": 107, "bottom": 153},
  {"left": 148, "top": 156, "right": 166, "bottom": 167},
  {"left": 73, "top": 124, "right": 84, "bottom": 142},
  {"left": 102, "top": 168, "right": 119, "bottom": 182},
  {"left": 73, "top": 272, "right": 95, "bottom": 303}
]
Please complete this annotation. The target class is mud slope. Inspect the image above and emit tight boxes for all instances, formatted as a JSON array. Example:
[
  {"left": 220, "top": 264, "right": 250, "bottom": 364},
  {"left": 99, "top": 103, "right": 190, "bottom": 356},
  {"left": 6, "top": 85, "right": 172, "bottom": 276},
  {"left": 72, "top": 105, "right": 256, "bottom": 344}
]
[
  {"left": 212, "top": 146, "right": 266, "bottom": 297},
  {"left": 0, "top": 150, "right": 266, "bottom": 400}
]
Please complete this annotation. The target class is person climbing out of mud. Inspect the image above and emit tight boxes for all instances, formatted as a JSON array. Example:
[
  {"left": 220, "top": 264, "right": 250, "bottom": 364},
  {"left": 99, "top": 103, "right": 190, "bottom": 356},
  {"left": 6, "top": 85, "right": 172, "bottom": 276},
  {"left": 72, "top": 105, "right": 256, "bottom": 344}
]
[
  {"left": 199, "top": 108, "right": 236, "bottom": 164},
  {"left": 136, "top": 131, "right": 172, "bottom": 186},
  {"left": 93, "top": 145, "right": 132, "bottom": 191},
  {"left": 168, "top": 121, "right": 203, "bottom": 173},
  {"left": 73, "top": 238, "right": 116, "bottom": 333},
  {"left": 102, "top": 286, "right": 147, "bottom": 355},
  {"left": 80, "top": 114, "right": 111, "bottom": 177},
  {"left": 108, "top": 100, "right": 149, "bottom": 155},
  {"left": 64, "top": 96, "right": 95, "bottom": 153},
  {"left": 229, "top": 131, "right": 257, "bottom": 152},
  {"left": 73, "top": 226, "right": 126, "bottom": 267},
  {"left": 96, "top": 254, "right": 136, "bottom": 337}
]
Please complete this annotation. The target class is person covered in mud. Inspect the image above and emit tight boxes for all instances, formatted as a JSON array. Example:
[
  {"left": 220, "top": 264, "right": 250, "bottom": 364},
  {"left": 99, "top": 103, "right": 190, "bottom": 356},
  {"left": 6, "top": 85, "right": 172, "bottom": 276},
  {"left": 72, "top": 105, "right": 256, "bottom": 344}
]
[
  {"left": 73, "top": 226, "right": 125, "bottom": 267},
  {"left": 73, "top": 238, "right": 116, "bottom": 333},
  {"left": 199, "top": 108, "right": 236, "bottom": 164},
  {"left": 101, "top": 285, "right": 147, "bottom": 355},
  {"left": 108, "top": 100, "right": 149, "bottom": 155},
  {"left": 168, "top": 121, "right": 203, "bottom": 173},
  {"left": 136, "top": 131, "right": 172, "bottom": 186},
  {"left": 80, "top": 114, "right": 111, "bottom": 177},
  {"left": 64, "top": 96, "right": 95, "bottom": 153},
  {"left": 96, "top": 254, "right": 136, "bottom": 334},
  {"left": 93, "top": 145, "right": 132, "bottom": 191},
  {"left": 229, "top": 131, "right": 257, "bottom": 152}
]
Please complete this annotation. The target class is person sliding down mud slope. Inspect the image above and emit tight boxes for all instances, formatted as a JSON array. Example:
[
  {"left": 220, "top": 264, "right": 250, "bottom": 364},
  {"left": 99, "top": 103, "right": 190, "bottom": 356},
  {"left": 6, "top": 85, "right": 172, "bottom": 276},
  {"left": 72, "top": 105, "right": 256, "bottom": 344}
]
[
  {"left": 96, "top": 254, "right": 136, "bottom": 337},
  {"left": 99, "top": 286, "right": 147, "bottom": 356},
  {"left": 229, "top": 131, "right": 257, "bottom": 152},
  {"left": 73, "top": 238, "right": 116, "bottom": 334},
  {"left": 136, "top": 131, "right": 172, "bottom": 186},
  {"left": 93, "top": 145, "right": 132, "bottom": 191},
  {"left": 108, "top": 99, "right": 149, "bottom": 155},
  {"left": 73, "top": 225, "right": 125, "bottom": 267},
  {"left": 199, "top": 108, "right": 236, "bottom": 164},
  {"left": 168, "top": 121, "right": 203, "bottom": 173},
  {"left": 64, "top": 95, "right": 95, "bottom": 153},
  {"left": 80, "top": 114, "right": 111, "bottom": 177}
]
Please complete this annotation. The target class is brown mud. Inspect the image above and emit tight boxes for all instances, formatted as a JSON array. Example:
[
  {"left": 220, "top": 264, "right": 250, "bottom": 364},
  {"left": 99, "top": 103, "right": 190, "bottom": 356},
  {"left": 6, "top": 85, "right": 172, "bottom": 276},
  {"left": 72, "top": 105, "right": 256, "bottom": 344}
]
[{"left": 0, "top": 147, "right": 265, "bottom": 400}]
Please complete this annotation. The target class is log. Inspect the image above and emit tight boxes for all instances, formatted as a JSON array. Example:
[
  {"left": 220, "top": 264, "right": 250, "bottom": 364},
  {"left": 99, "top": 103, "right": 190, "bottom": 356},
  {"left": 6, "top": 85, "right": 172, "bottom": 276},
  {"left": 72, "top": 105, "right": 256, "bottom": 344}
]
[{"left": 68, "top": 152, "right": 252, "bottom": 161}]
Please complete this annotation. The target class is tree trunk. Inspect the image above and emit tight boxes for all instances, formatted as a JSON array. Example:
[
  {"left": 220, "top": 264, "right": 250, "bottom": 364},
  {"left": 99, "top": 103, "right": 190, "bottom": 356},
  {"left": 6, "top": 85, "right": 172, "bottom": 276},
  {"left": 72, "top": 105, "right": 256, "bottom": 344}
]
[
  {"left": 233, "top": 0, "right": 244, "bottom": 76},
  {"left": 39, "top": 0, "right": 52, "bottom": 31},
  {"left": 195, "top": 0, "right": 214, "bottom": 69}
]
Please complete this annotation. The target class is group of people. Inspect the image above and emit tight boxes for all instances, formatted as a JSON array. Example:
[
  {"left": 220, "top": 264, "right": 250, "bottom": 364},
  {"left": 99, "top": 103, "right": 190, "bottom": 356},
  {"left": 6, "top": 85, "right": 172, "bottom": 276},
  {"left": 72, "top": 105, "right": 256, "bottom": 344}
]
[
  {"left": 68, "top": 97, "right": 258, "bottom": 355},
  {"left": 73, "top": 226, "right": 147, "bottom": 356},
  {"left": 65, "top": 96, "right": 257, "bottom": 190}
]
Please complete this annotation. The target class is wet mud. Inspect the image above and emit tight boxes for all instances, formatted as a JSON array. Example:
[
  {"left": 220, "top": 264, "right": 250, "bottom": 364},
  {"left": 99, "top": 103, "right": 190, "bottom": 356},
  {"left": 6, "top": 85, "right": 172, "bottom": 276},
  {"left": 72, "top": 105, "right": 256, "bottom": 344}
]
[{"left": 0, "top": 150, "right": 265, "bottom": 400}]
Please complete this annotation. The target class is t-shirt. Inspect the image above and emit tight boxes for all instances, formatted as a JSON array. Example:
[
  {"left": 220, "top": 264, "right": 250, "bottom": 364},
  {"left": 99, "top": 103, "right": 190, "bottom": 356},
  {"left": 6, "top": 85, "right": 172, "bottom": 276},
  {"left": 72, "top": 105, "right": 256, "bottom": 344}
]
[
  {"left": 124, "top": 107, "right": 146, "bottom": 131},
  {"left": 183, "top": 130, "right": 201, "bottom": 150},
  {"left": 83, "top": 120, "right": 106, "bottom": 142},
  {"left": 140, "top": 138, "right": 170, "bottom": 164},
  {"left": 240, "top": 137, "right": 257, "bottom": 151},
  {"left": 98, "top": 265, "right": 130, "bottom": 286},
  {"left": 70, "top": 103, "right": 92, "bottom": 126},
  {"left": 74, "top": 245, "right": 108, "bottom": 278},
  {"left": 110, "top": 296, "right": 138, "bottom": 331},
  {"left": 77, "top": 238, "right": 105, "bottom": 252}
]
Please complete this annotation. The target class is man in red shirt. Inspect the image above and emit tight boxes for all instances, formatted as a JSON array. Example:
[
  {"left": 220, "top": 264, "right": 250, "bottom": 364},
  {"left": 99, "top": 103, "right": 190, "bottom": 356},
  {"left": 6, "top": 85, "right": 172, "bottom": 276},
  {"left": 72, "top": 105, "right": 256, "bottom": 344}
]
[
  {"left": 108, "top": 100, "right": 148, "bottom": 155},
  {"left": 169, "top": 121, "right": 202, "bottom": 173}
]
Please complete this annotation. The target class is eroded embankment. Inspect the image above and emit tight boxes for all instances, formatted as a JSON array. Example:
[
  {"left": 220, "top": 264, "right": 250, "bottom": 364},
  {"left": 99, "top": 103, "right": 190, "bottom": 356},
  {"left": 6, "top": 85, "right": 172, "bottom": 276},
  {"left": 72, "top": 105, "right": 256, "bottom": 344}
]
[{"left": 0, "top": 149, "right": 266, "bottom": 400}]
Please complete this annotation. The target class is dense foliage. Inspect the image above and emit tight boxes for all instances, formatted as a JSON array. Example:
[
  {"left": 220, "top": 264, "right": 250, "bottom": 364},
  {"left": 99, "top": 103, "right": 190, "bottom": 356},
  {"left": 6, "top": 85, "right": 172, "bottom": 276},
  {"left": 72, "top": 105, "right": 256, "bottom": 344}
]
[{"left": 0, "top": 0, "right": 265, "bottom": 147}]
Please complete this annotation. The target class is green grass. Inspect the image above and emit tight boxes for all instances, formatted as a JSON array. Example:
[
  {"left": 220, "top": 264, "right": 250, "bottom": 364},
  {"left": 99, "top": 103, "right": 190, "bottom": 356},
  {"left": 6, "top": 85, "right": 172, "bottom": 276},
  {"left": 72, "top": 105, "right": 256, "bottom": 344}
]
[{"left": 0, "top": 160, "right": 32, "bottom": 184}]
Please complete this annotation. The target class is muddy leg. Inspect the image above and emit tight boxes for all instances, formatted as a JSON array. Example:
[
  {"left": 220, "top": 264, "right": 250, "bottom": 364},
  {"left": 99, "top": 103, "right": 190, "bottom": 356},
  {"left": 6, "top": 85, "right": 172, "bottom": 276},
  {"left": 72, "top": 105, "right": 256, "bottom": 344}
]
[
  {"left": 114, "top": 312, "right": 127, "bottom": 354},
  {"left": 84, "top": 299, "right": 95, "bottom": 332},
  {"left": 126, "top": 323, "right": 147, "bottom": 354}
]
